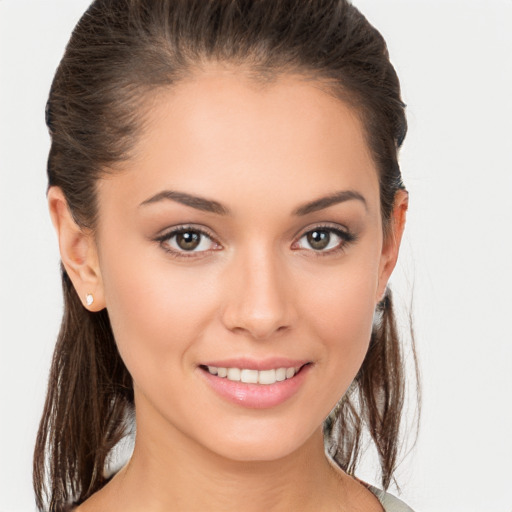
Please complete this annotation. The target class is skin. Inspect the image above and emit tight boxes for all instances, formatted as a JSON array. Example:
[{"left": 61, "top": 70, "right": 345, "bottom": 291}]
[{"left": 48, "top": 68, "right": 407, "bottom": 512}]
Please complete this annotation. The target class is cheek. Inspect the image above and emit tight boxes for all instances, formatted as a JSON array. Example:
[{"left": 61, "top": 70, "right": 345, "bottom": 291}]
[
  {"left": 99, "top": 245, "right": 219, "bottom": 382},
  {"left": 299, "top": 254, "right": 380, "bottom": 390},
  {"left": 321, "top": 269, "right": 376, "bottom": 340}
]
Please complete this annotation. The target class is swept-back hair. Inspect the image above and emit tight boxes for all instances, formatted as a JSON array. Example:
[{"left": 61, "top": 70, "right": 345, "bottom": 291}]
[{"left": 35, "top": 1, "right": 419, "bottom": 509}]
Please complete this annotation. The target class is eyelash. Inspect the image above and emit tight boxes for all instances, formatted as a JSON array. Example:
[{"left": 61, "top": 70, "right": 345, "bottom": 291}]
[
  {"left": 154, "top": 224, "right": 356, "bottom": 259},
  {"left": 155, "top": 225, "right": 220, "bottom": 259},
  {"left": 293, "top": 224, "right": 357, "bottom": 257}
]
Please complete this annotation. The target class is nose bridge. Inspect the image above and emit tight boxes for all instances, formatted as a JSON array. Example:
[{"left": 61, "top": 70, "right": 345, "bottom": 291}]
[{"left": 221, "top": 241, "right": 294, "bottom": 339}]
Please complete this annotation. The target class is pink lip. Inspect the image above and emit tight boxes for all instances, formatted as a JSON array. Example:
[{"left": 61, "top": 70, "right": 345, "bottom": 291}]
[
  {"left": 200, "top": 357, "right": 310, "bottom": 371},
  {"left": 197, "top": 362, "right": 312, "bottom": 409}
]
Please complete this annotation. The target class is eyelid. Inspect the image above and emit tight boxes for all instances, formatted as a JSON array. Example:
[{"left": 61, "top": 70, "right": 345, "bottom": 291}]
[
  {"left": 154, "top": 222, "right": 356, "bottom": 259},
  {"left": 154, "top": 224, "right": 222, "bottom": 258},
  {"left": 292, "top": 223, "right": 356, "bottom": 255}
]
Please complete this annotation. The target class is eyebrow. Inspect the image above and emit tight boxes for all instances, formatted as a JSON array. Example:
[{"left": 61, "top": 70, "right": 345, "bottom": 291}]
[
  {"left": 139, "top": 188, "right": 367, "bottom": 216},
  {"left": 292, "top": 190, "right": 367, "bottom": 216},
  {"left": 139, "top": 190, "right": 230, "bottom": 215}
]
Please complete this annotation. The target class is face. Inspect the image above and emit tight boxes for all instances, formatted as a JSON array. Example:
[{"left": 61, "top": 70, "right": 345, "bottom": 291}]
[{"left": 88, "top": 70, "right": 401, "bottom": 462}]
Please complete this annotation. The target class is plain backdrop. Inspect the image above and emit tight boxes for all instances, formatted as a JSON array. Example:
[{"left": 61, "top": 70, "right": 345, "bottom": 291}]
[{"left": 1, "top": 1, "right": 511, "bottom": 511}]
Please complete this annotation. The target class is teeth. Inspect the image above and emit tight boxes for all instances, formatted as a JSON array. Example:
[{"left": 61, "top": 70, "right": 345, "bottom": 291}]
[
  {"left": 240, "top": 369, "right": 258, "bottom": 384},
  {"left": 275, "top": 368, "right": 286, "bottom": 382},
  {"left": 258, "top": 369, "right": 276, "bottom": 385},
  {"left": 227, "top": 368, "right": 241, "bottom": 381},
  {"left": 206, "top": 365, "right": 301, "bottom": 384},
  {"left": 285, "top": 367, "right": 296, "bottom": 379}
]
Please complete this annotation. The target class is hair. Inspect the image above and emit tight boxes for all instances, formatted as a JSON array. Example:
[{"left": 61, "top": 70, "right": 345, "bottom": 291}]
[{"left": 34, "top": 0, "right": 419, "bottom": 510}]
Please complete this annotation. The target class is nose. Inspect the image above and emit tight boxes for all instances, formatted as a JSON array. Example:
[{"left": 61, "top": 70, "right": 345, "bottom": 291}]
[{"left": 220, "top": 245, "right": 296, "bottom": 340}]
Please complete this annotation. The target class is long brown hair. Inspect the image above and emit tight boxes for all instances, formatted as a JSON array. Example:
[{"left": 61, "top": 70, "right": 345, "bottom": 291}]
[{"left": 34, "top": 0, "right": 420, "bottom": 509}]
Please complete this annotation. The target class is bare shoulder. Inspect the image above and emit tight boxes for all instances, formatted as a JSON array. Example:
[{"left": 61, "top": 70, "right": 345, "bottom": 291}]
[
  {"left": 73, "top": 479, "right": 122, "bottom": 512},
  {"left": 342, "top": 476, "right": 387, "bottom": 512},
  {"left": 327, "top": 456, "right": 413, "bottom": 512},
  {"left": 326, "top": 460, "right": 385, "bottom": 512},
  {"left": 73, "top": 494, "right": 102, "bottom": 512}
]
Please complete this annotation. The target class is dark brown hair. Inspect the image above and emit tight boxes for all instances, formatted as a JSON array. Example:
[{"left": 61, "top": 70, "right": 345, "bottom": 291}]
[{"left": 35, "top": 1, "right": 419, "bottom": 510}]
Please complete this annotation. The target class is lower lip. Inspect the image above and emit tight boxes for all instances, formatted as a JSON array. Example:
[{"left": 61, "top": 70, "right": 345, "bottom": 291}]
[{"left": 198, "top": 365, "right": 311, "bottom": 409}]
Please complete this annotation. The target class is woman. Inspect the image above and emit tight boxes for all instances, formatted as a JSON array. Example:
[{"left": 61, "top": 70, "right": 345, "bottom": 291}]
[{"left": 34, "top": 0, "right": 419, "bottom": 510}]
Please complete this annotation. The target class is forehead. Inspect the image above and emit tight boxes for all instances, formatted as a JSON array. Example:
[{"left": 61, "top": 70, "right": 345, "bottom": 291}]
[{"left": 101, "top": 69, "right": 380, "bottom": 217}]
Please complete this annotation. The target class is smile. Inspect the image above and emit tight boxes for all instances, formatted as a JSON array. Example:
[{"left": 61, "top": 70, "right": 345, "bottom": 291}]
[
  {"left": 204, "top": 365, "right": 300, "bottom": 385},
  {"left": 198, "top": 361, "right": 312, "bottom": 409}
]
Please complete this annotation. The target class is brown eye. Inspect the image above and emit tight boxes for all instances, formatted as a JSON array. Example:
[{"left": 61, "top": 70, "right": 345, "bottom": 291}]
[
  {"left": 158, "top": 227, "right": 219, "bottom": 255},
  {"left": 176, "top": 231, "right": 201, "bottom": 251},
  {"left": 307, "top": 230, "right": 330, "bottom": 250},
  {"left": 294, "top": 226, "right": 354, "bottom": 254}
]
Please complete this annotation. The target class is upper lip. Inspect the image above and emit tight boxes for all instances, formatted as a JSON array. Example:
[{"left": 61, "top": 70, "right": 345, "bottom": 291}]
[{"left": 199, "top": 357, "right": 311, "bottom": 371}]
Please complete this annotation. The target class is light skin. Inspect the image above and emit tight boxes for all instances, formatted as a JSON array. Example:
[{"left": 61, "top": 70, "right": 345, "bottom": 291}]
[{"left": 48, "top": 69, "right": 407, "bottom": 512}]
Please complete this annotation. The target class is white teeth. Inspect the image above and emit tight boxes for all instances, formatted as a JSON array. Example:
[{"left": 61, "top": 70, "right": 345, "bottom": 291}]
[
  {"left": 206, "top": 365, "right": 301, "bottom": 384},
  {"left": 285, "top": 367, "right": 296, "bottom": 379},
  {"left": 258, "top": 369, "right": 276, "bottom": 385},
  {"left": 227, "top": 368, "right": 241, "bottom": 381},
  {"left": 275, "top": 368, "right": 286, "bottom": 382},
  {"left": 240, "top": 369, "right": 259, "bottom": 384}
]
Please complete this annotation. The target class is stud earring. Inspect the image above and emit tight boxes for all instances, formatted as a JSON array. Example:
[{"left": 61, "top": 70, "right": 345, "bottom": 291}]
[{"left": 86, "top": 294, "right": 94, "bottom": 306}]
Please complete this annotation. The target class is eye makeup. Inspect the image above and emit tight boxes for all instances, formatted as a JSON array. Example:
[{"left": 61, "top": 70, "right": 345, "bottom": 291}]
[
  {"left": 154, "top": 224, "right": 222, "bottom": 259},
  {"left": 153, "top": 222, "right": 358, "bottom": 260},
  {"left": 293, "top": 223, "right": 358, "bottom": 258}
]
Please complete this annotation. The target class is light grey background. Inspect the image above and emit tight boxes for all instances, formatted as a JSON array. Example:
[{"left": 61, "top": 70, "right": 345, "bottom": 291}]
[{"left": 1, "top": 1, "right": 511, "bottom": 510}]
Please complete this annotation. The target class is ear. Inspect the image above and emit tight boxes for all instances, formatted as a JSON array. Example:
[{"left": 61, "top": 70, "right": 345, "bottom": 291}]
[
  {"left": 48, "top": 186, "right": 105, "bottom": 311},
  {"left": 376, "top": 189, "right": 408, "bottom": 303}
]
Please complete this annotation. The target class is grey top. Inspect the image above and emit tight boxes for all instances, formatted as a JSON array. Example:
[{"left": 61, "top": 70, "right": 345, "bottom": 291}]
[
  {"left": 328, "top": 454, "right": 415, "bottom": 511},
  {"left": 367, "top": 484, "right": 415, "bottom": 512}
]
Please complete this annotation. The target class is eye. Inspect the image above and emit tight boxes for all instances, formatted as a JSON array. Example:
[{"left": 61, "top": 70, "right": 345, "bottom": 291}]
[
  {"left": 294, "top": 226, "right": 355, "bottom": 254},
  {"left": 156, "top": 226, "right": 221, "bottom": 256}
]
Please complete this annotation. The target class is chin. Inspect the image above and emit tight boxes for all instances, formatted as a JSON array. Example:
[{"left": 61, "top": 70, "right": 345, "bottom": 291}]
[{"left": 197, "top": 417, "right": 320, "bottom": 464}]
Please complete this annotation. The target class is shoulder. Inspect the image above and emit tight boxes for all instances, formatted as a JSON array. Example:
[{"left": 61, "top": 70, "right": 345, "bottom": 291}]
[{"left": 366, "top": 484, "right": 416, "bottom": 512}]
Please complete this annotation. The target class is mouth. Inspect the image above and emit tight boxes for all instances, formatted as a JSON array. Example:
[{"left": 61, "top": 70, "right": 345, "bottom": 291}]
[
  {"left": 199, "top": 364, "right": 308, "bottom": 385},
  {"left": 197, "top": 361, "right": 313, "bottom": 409}
]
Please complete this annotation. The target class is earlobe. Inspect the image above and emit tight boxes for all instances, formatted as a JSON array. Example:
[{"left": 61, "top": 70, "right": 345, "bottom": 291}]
[
  {"left": 47, "top": 186, "right": 105, "bottom": 311},
  {"left": 376, "top": 189, "right": 408, "bottom": 302}
]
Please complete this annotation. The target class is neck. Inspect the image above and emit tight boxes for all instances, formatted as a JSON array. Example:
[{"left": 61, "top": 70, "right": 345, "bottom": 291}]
[{"left": 104, "top": 402, "right": 347, "bottom": 512}]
